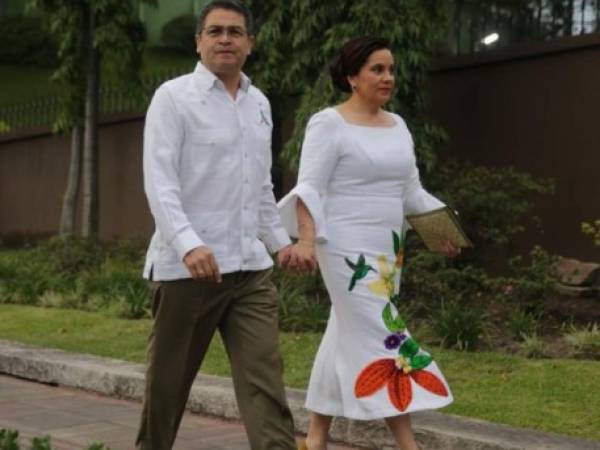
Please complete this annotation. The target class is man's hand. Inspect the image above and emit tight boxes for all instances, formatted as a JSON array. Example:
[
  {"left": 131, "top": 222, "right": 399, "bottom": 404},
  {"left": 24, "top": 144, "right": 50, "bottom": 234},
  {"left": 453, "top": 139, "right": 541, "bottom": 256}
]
[
  {"left": 183, "top": 246, "right": 222, "bottom": 283},
  {"left": 278, "top": 243, "right": 318, "bottom": 274}
]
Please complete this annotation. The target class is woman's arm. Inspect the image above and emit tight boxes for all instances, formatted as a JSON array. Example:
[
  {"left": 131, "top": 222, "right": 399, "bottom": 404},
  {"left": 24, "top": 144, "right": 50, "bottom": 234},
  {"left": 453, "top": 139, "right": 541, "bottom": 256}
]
[{"left": 286, "top": 199, "right": 318, "bottom": 273}]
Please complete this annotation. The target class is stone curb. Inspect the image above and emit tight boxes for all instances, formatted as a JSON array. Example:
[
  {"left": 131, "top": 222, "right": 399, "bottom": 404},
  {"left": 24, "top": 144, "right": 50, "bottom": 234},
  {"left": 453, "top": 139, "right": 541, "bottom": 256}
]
[{"left": 1, "top": 340, "right": 598, "bottom": 450}]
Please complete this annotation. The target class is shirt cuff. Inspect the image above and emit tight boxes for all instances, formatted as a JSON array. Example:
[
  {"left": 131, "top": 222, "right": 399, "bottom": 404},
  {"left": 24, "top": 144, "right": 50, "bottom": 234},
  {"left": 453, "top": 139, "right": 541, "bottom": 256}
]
[
  {"left": 261, "top": 225, "right": 292, "bottom": 253},
  {"left": 170, "top": 226, "right": 205, "bottom": 261}
]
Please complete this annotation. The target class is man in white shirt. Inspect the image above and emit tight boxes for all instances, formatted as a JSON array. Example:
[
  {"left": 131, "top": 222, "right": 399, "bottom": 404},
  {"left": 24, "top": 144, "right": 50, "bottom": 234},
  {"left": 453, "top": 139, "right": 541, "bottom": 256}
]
[{"left": 135, "top": 2, "right": 303, "bottom": 449}]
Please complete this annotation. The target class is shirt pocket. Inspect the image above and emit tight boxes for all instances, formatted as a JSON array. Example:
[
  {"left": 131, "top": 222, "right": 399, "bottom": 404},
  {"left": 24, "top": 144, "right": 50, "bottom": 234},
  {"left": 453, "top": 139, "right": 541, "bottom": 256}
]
[
  {"left": 185, "top": 128, "right": 237, "bottom": 164},
  {"left": 188, "top": 210, "right": 230, "bottom": 257}
]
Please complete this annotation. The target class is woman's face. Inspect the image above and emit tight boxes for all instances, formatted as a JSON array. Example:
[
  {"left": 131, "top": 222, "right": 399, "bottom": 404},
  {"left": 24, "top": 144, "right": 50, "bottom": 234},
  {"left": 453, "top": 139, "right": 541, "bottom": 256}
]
[{"left": 348, "top": 49, "right": 395, "bottom": 106}]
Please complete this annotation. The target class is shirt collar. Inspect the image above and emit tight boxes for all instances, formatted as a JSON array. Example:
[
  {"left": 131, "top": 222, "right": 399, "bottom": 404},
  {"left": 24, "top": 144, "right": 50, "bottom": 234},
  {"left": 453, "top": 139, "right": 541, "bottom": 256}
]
[{"left": 194, "top": 61, "right": 251, "bottom": 94}]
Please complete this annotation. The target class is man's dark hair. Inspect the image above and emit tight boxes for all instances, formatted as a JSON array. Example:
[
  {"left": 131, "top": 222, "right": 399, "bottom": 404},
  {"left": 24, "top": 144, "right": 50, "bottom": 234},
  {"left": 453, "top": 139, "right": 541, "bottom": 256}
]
[
  {"left": 330, "top": 36, "right": 391, "bottom": 93},
  {"left": 196, "top": 0, "right": 255, "bottom": 36}
]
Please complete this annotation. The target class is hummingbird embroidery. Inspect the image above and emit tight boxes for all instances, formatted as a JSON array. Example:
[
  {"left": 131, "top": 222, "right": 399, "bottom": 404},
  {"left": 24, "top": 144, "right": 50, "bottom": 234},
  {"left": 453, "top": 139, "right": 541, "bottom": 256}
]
[{"left": 344, "top": 254, "right": 376, "bottom": 291}]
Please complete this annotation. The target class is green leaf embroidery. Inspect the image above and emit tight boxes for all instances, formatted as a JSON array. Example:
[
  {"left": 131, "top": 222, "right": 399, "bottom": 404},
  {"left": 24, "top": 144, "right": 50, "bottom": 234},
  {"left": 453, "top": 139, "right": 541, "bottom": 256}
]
[
  {"left": 410, "top": 354, "right": 433, "bottom": 370},
  {"left": 400, "top": 338, "right": 420, "bottom": 358},
  {"left": 393, "top": 230, "right": 402, "bottom": 255},
  {"left": 390, "top": 294, "right": 401, "bottom": 309},
  {"left": 382, "top": 303, "right": 406, "bottom": 332}
]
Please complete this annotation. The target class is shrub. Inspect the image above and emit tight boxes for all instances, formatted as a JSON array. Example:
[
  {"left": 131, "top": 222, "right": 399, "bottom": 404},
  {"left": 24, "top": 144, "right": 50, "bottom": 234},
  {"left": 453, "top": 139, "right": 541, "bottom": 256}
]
[
  {"left": 0, "top": 15, "right": 58, "bottom": 67},
  {"left": 160, "top": 14, "right": 197, "bottom": 55},
  {"left": 34, "top": 237, "right": 104, "bottom": 278},
  {"left": 495, "top": 246, "right": 558, "bottom": 314},
  {"left": 507, "top": 309, "right": 539, "bottom": 341},
  {"left": 428, "top": 159, "right": 554, "bottom": 252},
  {"left": 0, "top": 239, "right": 149, "bottom": 319},
  {"left": 0, "top": 429, "right": 111, "bottom": 450},
  {"left": 581, "top": 219, "right": 600, "bottom": 246},
  {"left": 520, "top": 334, "right": 548, "bottom": 359},
  {"left": 272, "top": 267, "right": 329, "bottom": 332},
  {"left": 564, "top": 323, "right": 600, "bottom": 360},
  {"left": 430, "top": 300, "right": 486, "bottom": 350},
  {"left": 399, "top": 249, "right": 493, "bottom": 317}
]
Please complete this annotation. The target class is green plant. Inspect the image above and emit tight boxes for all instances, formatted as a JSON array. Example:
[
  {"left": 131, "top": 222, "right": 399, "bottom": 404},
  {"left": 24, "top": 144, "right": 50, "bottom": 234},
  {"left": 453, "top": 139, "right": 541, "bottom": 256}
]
[
  {"left": 0, "top": 429, "right": 110, "bottom": 450},
  {"left": 430, "top": 300, "right": 486, "bottom": 350},
  {"left": 520, "top": 334, "right": 547, "bottom": 359},
  {"left": 429, "top": 160, "right": 554, "bottom": 251},
  {"left": 496, "top": 246, "right": 558, "bottom": 313},
  {"left": 507, "top": 309, "right": 539, "bottom": 341},
  {"left": 30, "top": 436, "right": 52, "bottom": 450},
  {"left": 400, "top": 249, "right": 492, "bottom": 312},
  {"left": 0, "top": 429, "right": 19, "bottom": 450},
  {"left": 272, "top": 267, "right": 329, "bottom": 332},
  {"left": 0, "top": 239, "right": 149, "bottom": 319},
  {"left": 581, "top": 219, "right": 600, "bottom": 246},
  {"left": 564, "top": 323, "right": 600, "bottom": 360}
]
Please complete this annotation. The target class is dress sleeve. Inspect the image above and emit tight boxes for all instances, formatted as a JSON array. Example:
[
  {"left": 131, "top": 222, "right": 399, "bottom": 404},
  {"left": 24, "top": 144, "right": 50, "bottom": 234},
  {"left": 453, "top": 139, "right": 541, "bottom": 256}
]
[
  {"left": 278, "top": 110, "right": 340, "bottom": 242},
  {"left": 402, "top": 129, "right": 445, "bottom": 218}
]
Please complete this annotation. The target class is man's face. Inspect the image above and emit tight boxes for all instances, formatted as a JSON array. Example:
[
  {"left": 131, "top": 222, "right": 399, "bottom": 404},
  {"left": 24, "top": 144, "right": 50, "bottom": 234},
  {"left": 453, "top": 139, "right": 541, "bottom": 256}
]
[{"left": 195, "top": 8, "right": 254, "bottom": 78}]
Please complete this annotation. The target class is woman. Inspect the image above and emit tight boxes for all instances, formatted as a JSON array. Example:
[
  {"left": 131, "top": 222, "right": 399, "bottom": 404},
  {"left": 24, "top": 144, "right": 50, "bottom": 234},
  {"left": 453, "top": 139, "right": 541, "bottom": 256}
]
[{"left": 278, "top": 37, "right": 459, "bottom": 450}]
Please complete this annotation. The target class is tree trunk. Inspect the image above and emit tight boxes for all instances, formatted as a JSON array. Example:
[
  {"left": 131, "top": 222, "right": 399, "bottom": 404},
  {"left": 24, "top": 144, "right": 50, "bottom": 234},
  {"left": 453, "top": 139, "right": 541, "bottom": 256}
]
[
  {"left": 565, "top": 0, "right": 575, "bottom": 35},
  {"left": 59, "top": 125, "right": 83, "bottom": 237},
  {"left": 536, "top": 0, "right": 543, "bottom": 38},
  {"left": 454, "top": 0, "right": 464, "bottom": 55},
  {"left": 81, "top": 5, "right": 100, "bottom": 239}
]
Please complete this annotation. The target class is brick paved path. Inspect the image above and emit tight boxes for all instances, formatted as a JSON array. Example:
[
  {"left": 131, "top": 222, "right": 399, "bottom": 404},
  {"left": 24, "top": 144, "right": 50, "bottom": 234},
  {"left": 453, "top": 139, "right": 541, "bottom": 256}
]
[{"left": 0, "top": 375, "right": 358, "bottom": 450}]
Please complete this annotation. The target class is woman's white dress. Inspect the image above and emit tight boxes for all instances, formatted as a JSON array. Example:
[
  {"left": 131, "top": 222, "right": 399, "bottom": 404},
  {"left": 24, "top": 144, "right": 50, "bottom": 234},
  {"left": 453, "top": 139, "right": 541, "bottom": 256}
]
[{"left": 278, "top": 107, "right": 453, "bottom": 420}]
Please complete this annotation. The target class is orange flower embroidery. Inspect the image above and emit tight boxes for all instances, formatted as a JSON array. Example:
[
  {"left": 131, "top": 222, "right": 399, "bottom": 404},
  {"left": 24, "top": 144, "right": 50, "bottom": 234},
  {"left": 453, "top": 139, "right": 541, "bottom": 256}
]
[{"left": 354, "top": 338, "right": 448, "bottom": 412}]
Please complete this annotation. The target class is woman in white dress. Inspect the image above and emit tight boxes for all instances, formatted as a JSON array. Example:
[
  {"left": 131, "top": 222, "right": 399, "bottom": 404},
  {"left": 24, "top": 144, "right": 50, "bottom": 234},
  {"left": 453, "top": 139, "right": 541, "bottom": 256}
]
[{"left": 278, "top": 37, "right": 460, "bottom": 450}]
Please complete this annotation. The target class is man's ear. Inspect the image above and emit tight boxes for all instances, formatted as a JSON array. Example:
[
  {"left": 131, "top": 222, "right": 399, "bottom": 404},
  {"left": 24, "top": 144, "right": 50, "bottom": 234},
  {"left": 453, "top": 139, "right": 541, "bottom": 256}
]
[
  {"left": 248, "top": 35, "right": 256, "bottom": 55},
  {"left": 195, "top": 33, "right": 202, "bottom": 56}
]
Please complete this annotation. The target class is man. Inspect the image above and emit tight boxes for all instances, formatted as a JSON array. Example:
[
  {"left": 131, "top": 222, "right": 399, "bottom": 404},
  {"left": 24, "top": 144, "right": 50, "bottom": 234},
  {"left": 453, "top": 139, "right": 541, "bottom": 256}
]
[{"left": 136, "top": 2, "right": 306, "bottom": 449}]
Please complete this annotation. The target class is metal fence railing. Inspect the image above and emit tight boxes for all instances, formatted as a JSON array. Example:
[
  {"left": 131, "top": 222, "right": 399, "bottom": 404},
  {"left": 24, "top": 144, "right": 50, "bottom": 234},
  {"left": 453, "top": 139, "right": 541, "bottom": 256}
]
[{"left": 0, "top": 67, "right": 188, "bottom": 136}]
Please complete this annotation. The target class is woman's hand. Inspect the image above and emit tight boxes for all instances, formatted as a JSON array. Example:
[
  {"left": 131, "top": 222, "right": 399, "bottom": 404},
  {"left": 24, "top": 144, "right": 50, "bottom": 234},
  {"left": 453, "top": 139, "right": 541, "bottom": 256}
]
[
  {"left": 438, "top": 240, "right": 461, "bottom": 258},
  {"left": 280, "top": 241, "right": 318, "bottom": 273}
]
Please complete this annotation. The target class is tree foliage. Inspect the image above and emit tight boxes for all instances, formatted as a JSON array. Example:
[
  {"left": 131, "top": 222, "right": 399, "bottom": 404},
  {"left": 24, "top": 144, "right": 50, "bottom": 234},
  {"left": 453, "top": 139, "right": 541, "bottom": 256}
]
[
  {"left": 28, "top": 0, "right": 155, "bottom": 238},
  {"left": 246, "top": 0, "right": 449, "bottom": 174},
  {"left": 28, "top": 0, "right": 153, "bottom": 132}
]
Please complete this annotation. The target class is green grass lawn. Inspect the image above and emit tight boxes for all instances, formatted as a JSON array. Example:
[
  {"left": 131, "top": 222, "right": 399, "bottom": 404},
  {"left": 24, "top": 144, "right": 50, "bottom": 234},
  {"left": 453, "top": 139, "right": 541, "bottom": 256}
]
[{"left": 0, "top": 304, "right": 598, "bottom": 441}]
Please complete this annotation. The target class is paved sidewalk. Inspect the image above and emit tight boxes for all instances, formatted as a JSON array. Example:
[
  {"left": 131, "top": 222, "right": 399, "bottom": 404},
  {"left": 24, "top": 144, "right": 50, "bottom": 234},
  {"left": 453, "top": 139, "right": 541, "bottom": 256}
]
[{"left": 0, "top": 374, "right": 355, "bottom": 450}]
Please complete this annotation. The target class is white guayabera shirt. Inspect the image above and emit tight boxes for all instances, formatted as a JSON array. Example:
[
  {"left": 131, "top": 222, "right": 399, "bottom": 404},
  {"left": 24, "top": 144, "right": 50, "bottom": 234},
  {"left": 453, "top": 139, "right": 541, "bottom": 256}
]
[{"left": 143, "top": 62, "right": 291, "bottom": 281}]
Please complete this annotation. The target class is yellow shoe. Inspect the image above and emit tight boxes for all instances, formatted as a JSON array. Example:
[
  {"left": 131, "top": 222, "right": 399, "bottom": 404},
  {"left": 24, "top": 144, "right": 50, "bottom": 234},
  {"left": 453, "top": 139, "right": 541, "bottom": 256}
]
[{"left": 297, "top": 440, "right": 308, "bottom": 450}]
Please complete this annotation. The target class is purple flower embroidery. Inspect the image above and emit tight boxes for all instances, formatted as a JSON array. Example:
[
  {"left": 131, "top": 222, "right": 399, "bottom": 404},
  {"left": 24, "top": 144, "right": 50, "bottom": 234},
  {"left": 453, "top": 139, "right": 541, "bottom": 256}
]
[{"left": 384, "top": 334, "right": 402, "bottom": 350}]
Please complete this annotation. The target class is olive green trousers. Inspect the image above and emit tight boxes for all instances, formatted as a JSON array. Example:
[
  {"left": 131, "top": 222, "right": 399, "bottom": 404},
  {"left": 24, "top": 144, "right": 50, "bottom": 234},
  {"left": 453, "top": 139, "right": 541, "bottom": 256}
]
[{"left": 135, "top": 269, "right": 296, "bottom": 450}]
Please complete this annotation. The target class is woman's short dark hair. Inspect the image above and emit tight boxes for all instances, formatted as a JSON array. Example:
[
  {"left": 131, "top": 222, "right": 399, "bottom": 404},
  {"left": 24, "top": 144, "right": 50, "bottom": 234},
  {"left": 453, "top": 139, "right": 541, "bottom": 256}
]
[
  {"left": 196, "top": 0, "right": 255, "bottom": 36},
  {"left": 330, "top": 36, "right": 391, "bottom": 93}
]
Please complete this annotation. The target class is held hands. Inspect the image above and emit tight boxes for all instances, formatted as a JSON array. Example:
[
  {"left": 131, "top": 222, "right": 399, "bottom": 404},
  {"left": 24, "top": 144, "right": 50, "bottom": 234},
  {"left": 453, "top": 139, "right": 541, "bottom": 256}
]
[
  {"left": 183, "top": 245, "right": 222, "bottom": 283},
  {"left": 277, "top": 241, "right": 318, "bottom": 274}
]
